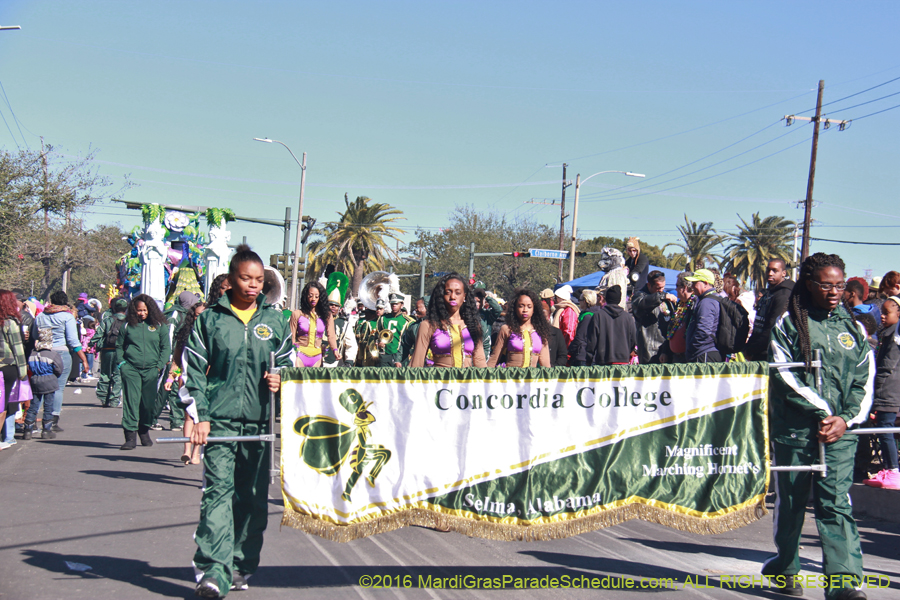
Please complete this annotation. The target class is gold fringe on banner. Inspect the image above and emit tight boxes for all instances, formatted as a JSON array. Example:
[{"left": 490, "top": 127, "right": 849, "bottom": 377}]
[{"left": 281, "top": 499, "right": 767, "bottom": 543}]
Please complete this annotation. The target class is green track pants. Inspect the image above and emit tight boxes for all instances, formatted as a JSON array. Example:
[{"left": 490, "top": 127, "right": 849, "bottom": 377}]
[
  {"left": 193, "top": 420, "right": 269, "bottom": 597},
  {"left": 762, "top": 438, "right": 864, "bottom": 599},
  {"left": 95, "top": 350, "right": 122, "bottom": 407},
  {"left": 120, "top": 364, "right": 161, "bottom": 431}
]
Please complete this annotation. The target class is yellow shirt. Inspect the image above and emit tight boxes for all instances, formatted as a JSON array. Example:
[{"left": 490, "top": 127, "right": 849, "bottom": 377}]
[{"left": 231, "top": 304, "right": 257, "bottom": 325}]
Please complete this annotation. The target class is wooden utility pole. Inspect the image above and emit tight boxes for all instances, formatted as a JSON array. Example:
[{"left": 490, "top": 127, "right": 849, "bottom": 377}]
[
  {"left": 558, "top": 163, "right": 568, "bottom": 281},
  {"left": 801, "top": 80, "right": 824, "bottom": 262}
]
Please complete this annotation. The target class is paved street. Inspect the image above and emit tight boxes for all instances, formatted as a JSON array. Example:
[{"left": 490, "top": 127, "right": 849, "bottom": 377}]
[{"left": 2, "top": 382, "right": 899, "bottom": 599}]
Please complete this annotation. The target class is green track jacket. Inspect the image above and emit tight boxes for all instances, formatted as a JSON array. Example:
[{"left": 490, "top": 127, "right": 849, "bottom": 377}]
[
  {"left": 116, "top": 320, "right": 171, "bottom": 372},
  {"left": 768, "top": 305, "right": 874, "bottom": 446},
  {"left": 185, "top": 294, "right": 293, "bottom": 423}
]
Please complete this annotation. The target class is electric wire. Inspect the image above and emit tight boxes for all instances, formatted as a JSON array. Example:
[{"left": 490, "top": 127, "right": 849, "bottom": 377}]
[
  {"left": 797, "top": 75, "right": 900, "bottom": 114},
  {"left": 551, "top": 89, "right": 815, "bottom": 165},
  {"left": 0, "top": 107, "right": 19, "bottom": 150},
  {"left": 821, "top": 90, "right": 900, "bottom": 116},
  {"left": 849, "top": 102, "right": 900, "bottom": 121},
  {"left": 0, "top": 80, "right": 27, "bottom": 148},
  {"left": 579, "top": 120, "right": 798, "bottom": 201},
  {"left": 580, "top": 126, "right": 814, "bottom": 203}
]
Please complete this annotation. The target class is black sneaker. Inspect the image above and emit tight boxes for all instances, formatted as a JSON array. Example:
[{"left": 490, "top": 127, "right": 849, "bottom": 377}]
[
  {"left": 834, "top": 589, "right": 866, "bottom": 600},
  {"left": 195, "top": 577, "right": 221, "bottom": 598},
  {"left": 231, "top": 573, "right": 249, "bottom": 591},
  {"left": 772, "top": 575, "right": 803, "bottom": 596}
]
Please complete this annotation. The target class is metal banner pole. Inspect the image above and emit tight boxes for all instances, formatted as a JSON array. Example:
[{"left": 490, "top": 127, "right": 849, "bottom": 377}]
[
  {"left": 269, "top": 351, "right": 277, "bottom": 484},
  {"left": 815, "top": 349, "right": 827, "bottom": 478}
]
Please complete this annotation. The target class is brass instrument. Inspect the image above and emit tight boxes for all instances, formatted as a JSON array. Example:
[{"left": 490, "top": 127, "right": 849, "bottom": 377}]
[{"left": 362, "top": 329, "right": 393, "bottom": 367}]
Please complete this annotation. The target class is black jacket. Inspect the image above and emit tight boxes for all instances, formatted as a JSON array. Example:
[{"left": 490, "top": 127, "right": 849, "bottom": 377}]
[
  {"left": 586, "top": 304, "right": 636, "bottom": 365},
  {"left": 874, "top": 322, "right": 900, "bottom": 412},
  {"left": 548, "top": 326, "right": 568, "bottom": 367},
  {"left": 625, "top": 254, "right": 650, "bottom": 293},
  {"left": 744, "top": 279, "right": 794, "bottom": 361},
  {"left": 631, "top": 285, "right": 675, "bottom": 364}
]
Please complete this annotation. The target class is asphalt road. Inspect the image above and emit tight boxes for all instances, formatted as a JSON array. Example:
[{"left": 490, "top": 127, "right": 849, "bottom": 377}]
[{"left": 1, "top": 382, "right": 899, "bottom": 599}]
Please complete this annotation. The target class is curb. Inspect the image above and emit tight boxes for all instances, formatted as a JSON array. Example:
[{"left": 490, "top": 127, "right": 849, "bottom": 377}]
[{"left": 851, "top": 483, "right": 900, "bottom": 523}]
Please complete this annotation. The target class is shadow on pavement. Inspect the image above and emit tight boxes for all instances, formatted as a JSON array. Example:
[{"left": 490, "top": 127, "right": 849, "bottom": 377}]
[
  {"left": 85, "top": 454, "right": 194, "bottom": 468},
  {"left": 80, "top": 469, "right": 201, "bottom": 488},
  {"left": 83, "top": 423, "right": 121, "bottom": 429},
  {"left": 21, "top": 550, "right": 195, "bottom": 598},
  {"left": 35, "top": 439, "right": 118, "bottom": 450}
]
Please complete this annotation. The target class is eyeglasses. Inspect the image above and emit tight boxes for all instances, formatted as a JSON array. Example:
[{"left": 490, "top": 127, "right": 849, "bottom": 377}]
[{"left": 809, "top": 280, "right": 847, "bottom": 292}]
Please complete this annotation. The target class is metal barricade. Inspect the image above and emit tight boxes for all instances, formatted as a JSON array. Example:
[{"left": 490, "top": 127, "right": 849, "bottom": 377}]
[{"left": 156, "top": 352, "right": 280, "bottom": 484}]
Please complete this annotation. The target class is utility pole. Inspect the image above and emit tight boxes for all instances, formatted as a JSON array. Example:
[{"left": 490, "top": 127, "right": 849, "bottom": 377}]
[
  {"left": 558, "top": 163, "right": 568, "bottom": 281},
  {"left": 801, "top": 80, "right": 824, "bottom": 262}
]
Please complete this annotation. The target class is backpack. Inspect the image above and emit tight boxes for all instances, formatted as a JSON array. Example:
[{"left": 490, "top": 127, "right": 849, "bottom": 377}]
[
  {"left": 104, "top": 318, "right": 125, "bottom": 348},
  {"left": 708, "top": 295, "right": 750, "bottom": 355}
]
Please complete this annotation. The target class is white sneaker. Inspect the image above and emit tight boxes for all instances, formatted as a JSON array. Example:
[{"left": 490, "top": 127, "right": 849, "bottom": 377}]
[{"left": 0, "top": 442, "right": 12, "bottom": 450}]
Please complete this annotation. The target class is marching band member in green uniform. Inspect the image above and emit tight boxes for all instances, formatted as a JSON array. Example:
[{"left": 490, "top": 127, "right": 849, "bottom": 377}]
[
  {"left": 322, "top": 273, "right": 357, "bottom": 367},
  {"left": 380, "top": 293, "right": 415, "bottom": 367},
  {"left": 188, "top": 245, "right": 294, "bottom": 598},
  {"left": 117, "top": 294, "right": 171, "bottom": 450},
  {"left": 400, "top": 296, "right": 427, "bottom": 366},
  {"left": 354, "top": 303, "right": 384, "bottom": 367}
]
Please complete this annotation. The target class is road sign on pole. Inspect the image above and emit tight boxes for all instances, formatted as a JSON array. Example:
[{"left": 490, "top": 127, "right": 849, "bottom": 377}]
[{"left": 529, "top": 248, "right": 570, "bottom": 260}]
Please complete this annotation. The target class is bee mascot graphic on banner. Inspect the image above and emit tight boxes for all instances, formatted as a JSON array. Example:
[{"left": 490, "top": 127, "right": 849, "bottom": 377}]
[{"left": 294, "top": 389, "right": 392, "bottom": 501}]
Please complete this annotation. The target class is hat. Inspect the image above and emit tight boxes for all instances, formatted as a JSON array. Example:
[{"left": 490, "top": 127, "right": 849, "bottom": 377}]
[
  {"left": 885, "top": 296, "right": 900, "bottom": 312},
  {"left": 872, "top": 276, "right": 883, "bottom": 289},
  {"left": 325, "top": 272, "right": 349, "bottom": 306},
  {"left": 14, "top": 291, "right": 26, "bottom": 302},
  {"left": 554, "top": 285, "right": 573, "bottom": 302},
  {"left": 389, "top": 293, "right": 404, "bottom": 304},
  {"left": 78, "top": 293, "right": 88, "bottom": 300},
  {"left": 82, "top": 315, "right": 95, "bottom": 324},
  {"left": 177, "top": 291, "right": 201, "bottom": 311},
  {"left": 625, "top": 237, "right": 641, "bottom": 252},
  {"left": 684, "top": 269, "right": 715, "bottom": 285},
  {"left": 35, "top": 328, "right": 53, "bottom": 351},
  {"left": 113, "top": 298, "right": 129, "bottom": 311},
  {"left": 605, "top": 285, "right": 623, "bottom": 305},
  {"left": 539, "top": 288, "right": 554, "bottom": 300}
]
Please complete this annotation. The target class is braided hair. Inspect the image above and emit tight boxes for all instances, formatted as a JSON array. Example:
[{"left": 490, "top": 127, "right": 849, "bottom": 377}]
[
  {"left": 788, "top": 252, "right": 845, "bottom": 369},
  {"left": 508, "top": 289, "right": 551, "bottom": 344},
  {"left": 426, "top": 273, "right": 483, "bottom": 344}
]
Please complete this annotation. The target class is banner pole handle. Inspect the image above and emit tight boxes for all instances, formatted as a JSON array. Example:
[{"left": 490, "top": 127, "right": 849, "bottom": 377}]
[
  {"left": 814, "top": 349, "right": 827, "bottom": 478},
  {"left": 269, "top": 351, "right": 277, "bottom": 485}
]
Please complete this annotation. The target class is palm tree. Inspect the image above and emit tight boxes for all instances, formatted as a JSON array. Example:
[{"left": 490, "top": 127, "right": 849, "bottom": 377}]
[
  {"left": 663, "top": 215, "right": 724, "bottom": 272},
  {"left": 305, "top": 195, "right": 405, "bottom": 295},
  {"left": 722, "top": 213, "right": 795, "bottom": 292}
]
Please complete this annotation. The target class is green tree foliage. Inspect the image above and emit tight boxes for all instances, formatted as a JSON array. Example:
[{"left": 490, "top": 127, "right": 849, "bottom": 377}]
[
  {"left": 0, "top": 145, "right": 130, "bottom": 299},
  {"left": 663, "top": 215, "right": 724, "bottom": 272},
  {"left": 305, "top": 195, "right": 405, "bottom": 295},
  {"left": 722, "top": 213, "right": 795, "bottom": 292}
]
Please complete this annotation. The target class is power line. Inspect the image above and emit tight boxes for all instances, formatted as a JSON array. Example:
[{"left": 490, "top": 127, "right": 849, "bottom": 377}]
[
  {"left": 810, "top": 237, "right": 900, "bottom": 246},
  {"left": 823, "top": 90, "right": 900, "bottom": 115},
  {"left": 0, "top": 80, "right": 27, "bottom": 148},
  {"left": 799, "top": 75, "right": 900, "bottom": 114},
  {"left": 850, "top": 102, "right": 900, "bottom": 121},
  {"left": 551, "top": 89, "right": 815, "bottom": 165},
  {"left": 580, "top": 121, "right": 805, "bottom": 202}
]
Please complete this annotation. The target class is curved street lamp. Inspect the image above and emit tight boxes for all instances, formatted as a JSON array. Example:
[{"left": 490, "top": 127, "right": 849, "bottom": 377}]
[
  {"left": 569, "top": 170, "right": 645, "bottom": 281},
  {"left": 254, "top": 137, "right": 307, "bottom": 310}
]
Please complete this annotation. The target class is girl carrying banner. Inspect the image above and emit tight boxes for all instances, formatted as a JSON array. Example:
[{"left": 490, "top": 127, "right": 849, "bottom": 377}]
[
  {"left": 411, "top": 273, "right": 486, "bottom": 368},
  {"left": 186, "top": 244, "right": 293, "bottom": 598},
  {"left": 487, "top": 289, "right": 551, "bottom": 368}
]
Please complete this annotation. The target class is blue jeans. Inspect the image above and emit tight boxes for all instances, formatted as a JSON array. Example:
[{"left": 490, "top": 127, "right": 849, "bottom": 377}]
[
  {"left": 2, "top": 411, "right": 15, "bottom": 442},
  {"left": 52, "top": 349, "right": 72, "bottom": 417},
  {"left": 25, "top": 393, "right": 55, "bottom": 429},
  {"left": 874, "top": 410, "right": 899, "bottom": 471},
  {"left": 81, "top": 354, "right": 95, "bottom": 377}
]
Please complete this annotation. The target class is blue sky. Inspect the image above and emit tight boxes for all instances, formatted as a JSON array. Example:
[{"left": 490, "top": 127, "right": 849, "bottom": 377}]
[{"left": 1, "top": 1, "right": 898, "bottom": 282}]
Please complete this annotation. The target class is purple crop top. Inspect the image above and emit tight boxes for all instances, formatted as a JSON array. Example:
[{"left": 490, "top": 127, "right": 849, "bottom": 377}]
[{"left": 508, "top": 330, "right": 543, "bottom": 354}]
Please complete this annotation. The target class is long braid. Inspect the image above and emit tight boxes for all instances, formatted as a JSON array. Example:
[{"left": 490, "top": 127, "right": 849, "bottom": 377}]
[{"left": 788, "top": 252, "right": 845, "bottom": 369}]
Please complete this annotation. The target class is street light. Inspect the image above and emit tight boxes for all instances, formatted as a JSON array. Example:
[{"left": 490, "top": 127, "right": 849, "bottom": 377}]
[
  {"left": 254, "top": 137, "right": 307, "bottom": 310},
  {"left": 568, "top": 170, "right": 645, "bottom": 281}
]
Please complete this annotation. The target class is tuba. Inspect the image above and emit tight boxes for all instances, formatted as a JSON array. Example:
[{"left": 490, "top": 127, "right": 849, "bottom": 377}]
[
  {"left": 263, "top": 267, "right": 287, "bottom": 308},
  {"left": 358, "top": 271, "right": 395, "bottom": 310}
]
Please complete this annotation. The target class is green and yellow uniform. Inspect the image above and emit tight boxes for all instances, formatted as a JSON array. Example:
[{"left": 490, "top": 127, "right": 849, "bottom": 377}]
[
  {"left": 116, "top": 320, "right": 170, "bottom": 432},
  {"left": 185, "top": 293, "right": 293, "bottom": 596},
  {"left": 380, "top": 312, "right": 414, "bottom": 367},
  {"left": 764, "top": 306, "right": 874, "bottom": 599}
]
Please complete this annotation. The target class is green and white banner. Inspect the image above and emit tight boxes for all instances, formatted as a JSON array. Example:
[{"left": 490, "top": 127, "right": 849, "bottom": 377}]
[{"left": 280, "top": 362, "right": 769, "bottom": 542}]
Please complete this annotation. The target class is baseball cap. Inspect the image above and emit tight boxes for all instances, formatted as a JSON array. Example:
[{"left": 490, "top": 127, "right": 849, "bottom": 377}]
[{"left": 684, "top": 269, "right": 715, "bottom": 285}]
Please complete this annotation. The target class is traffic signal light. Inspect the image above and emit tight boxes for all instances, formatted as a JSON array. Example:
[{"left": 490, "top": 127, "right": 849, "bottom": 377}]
[
  {"left": 573, "top": 251, "right": 588, "bottom": 258},
  {"left": 505, "top": 250, "right": 531, "bottom": 257},
  {"left": 469, "top": 273, "right": 476, "bottom": 285}
]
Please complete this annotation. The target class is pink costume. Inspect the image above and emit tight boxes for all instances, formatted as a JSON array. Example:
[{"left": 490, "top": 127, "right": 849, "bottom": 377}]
[
  {"left": 294, "top": 313, "right": 325, "bottom": 368},
  {"left": 430, "top": 324, "right": 474, "bottom": 367}
]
